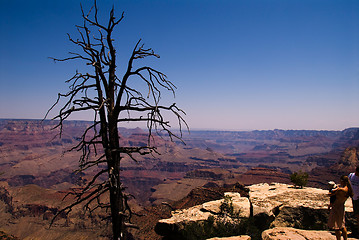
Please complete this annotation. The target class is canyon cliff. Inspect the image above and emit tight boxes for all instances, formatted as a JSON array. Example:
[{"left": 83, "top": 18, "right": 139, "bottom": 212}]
[
  {"left": 0, "top": 119, "right": 358, "bottom": 239},
  {"left": 155, "top": 183, "right": 357, "bottom": 240}
]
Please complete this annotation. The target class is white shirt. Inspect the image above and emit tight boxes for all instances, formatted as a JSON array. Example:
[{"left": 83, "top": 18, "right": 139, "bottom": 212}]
[{"left": 349, "top": 172, "right": 359, "bottom": 200}]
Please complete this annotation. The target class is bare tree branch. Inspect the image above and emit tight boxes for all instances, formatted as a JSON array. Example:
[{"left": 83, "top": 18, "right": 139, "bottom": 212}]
[{"left": 46, "top": 1, "right": 188, "bottom": 239}]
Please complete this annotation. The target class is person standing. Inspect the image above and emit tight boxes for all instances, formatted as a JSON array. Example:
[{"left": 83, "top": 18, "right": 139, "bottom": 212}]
[
  {"left": 328, "top": 175, "right": 353, "bottom": 240},
  {"left": 349, "top": 167, "right": 359, "bottom": 236}
]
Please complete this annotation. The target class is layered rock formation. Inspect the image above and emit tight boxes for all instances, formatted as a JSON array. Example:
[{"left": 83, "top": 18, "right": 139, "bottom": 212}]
[
  {"left": 156, "top": 183, "right": 356, "bottom": 240},
  {"left": 309, "top": 146, "right": 359, "bottom": 189},
  {"left": 1, "top": 119, "right": 358, "bottom": 239},
  {"left": 0, "top": 182, "right": 111, "bottom": 239},
  {"left": 1, "top": 119, "right": 358, "bottom": 207}
]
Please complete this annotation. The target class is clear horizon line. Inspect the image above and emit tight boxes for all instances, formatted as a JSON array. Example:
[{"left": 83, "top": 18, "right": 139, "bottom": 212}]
[{"left": 1, "top": 118, "right": 357, "bottom": 132}]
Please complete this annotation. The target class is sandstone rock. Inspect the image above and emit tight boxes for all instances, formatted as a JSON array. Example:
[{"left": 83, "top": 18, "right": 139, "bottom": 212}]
[
  {"left": 0, "top": 230, "right": 18, "bottom": 240},
  {"left": 237, "top": 168, "right": 291, "bottom": 186},
  {"left": 155, "top": 204, "right": 210, "bottom": 237},
  {"left": 339, "top": 147, "right": 359, "bottom": 168},
  {"left": 250, "top": 183, "right": 328, "bottom": 209},
  {"left": 156, "top": 183, "right": 357, "bottom": 239},
  {"left": 207, "top": 236, "right": 251, "bottom": 240},
  {"left": 155, "top": 192, "right": 250, "bottom": 238},
  {"left": 248, "top": 182, "right": 353, "bottom": 214},
  {"left": 202, "top": 192, "right": 250, "bottom": 218},
  {"left": 160, "top": 204, "right": 212, "bottom": 224},
  {"left": 248, "top": 183, "right": 354, "bottom": 231},
  {"left": 270, "top": 206, "right": 330, "bottom": 230},
  {"left": 158, "top": 192, "right": 249, "bottom": 225},
  {"left": 262, "top": 227, "right": 358, "bottom": 240}
]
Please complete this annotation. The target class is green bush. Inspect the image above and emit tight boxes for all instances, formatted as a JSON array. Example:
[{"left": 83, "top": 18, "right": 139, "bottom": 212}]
[
  {"left": 290, "top": 171, "right": 308, "bottom": 188},
  {"left": 219, "top": 195, "right": 235, "bottom": 217}
]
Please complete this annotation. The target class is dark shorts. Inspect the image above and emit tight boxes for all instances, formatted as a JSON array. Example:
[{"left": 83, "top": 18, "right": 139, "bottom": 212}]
[{"left": 353, "top": 199, "right": 359, "bottom": 216}]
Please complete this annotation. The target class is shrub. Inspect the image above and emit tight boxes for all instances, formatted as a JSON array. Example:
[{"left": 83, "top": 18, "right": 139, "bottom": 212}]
[
  {"left": 219, "top": 195, "right": 235, "bottom": 217},
  {"left": 290, "top": 171, "right": 308, "bottom": 188}
]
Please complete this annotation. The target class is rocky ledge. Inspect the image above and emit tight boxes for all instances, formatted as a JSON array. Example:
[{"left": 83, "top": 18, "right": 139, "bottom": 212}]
[
  {"left": 262, "top": 227, "right": 358, "bottom": 240},
  {"left": 155, "top": 183, "right": 356, "bottom": 240}
]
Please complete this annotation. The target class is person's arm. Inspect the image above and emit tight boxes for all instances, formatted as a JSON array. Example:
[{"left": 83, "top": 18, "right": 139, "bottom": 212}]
[{"left": 332, "top": 187, "right": 346, "bottom": 195}]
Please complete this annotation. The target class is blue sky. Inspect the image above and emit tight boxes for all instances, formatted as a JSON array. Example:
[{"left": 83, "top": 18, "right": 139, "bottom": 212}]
[{"left": 0, "top": 0, "right": 358, "bottom": 130}]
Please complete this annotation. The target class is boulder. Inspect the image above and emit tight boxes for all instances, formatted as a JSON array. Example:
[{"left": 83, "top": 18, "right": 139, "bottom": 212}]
[
  {"left": 202, "top": 193, "right": 250, "bottom": 218},
  {"left": 156, "top": 183, "right": 356, "bottom": 239},
  {"left": 248, "top": 183, "right": 354, "bottom": 230},
  {"left": 262, "top": 227, "right": 358, "bottom": 240},
  {"left": 155, "top": 192, "right": 250, "bottom": 239},
  {"left": 207, "top": 236, "right": 251, "bottom": 240},
  {"left": 155, "top": 204, "right": 212, "bottom": 236},
  {"left": 248, "top": 182, "right": 352, "bottom": 211}
]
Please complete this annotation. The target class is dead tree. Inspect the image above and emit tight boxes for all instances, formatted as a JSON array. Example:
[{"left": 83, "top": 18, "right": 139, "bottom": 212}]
[{"left": 45, "top": 2, "right": 187, "bottom": 239}]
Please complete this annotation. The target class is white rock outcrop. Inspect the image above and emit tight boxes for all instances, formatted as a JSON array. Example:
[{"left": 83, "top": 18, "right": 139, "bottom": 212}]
[
  {"left": 207, "top": 236, "right": 251, "bottom": 240},
  {"left": 155, "top": 192, "right": 250, "bottom": 237},
  {"left": 156, "top": 183, "right": 355, "bottom": 239},
  {"left": 262, "top": 227, "right": 358, "bottom": 240},
  {"left": 159, "top": 192, "right": 250, "bottom": 225},
  {"left": 248, "top": 182, "right": 353, "bottom": 217},
  {"left": 202, "top": 192, "right": 251, "bottom": 218}
]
